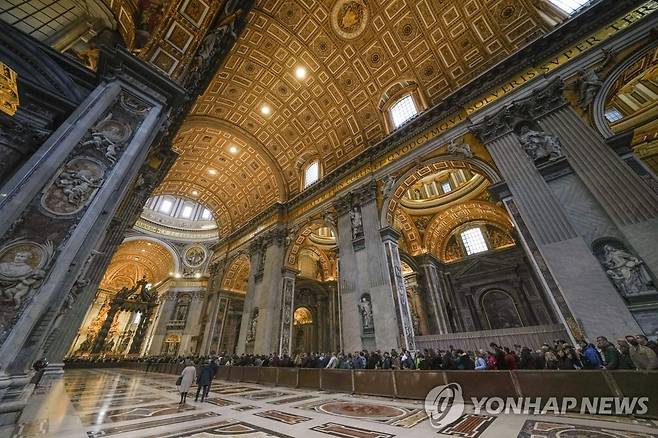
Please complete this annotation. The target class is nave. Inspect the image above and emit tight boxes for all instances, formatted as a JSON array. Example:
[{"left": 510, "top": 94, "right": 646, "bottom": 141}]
[{"left": 5, "top": 368, "right": 657, "bottom": 438}]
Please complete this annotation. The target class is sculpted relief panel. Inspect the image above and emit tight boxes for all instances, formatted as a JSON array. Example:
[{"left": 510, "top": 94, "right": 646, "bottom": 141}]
[{"left": 0, "top": 92, "right": 150, "bottom": 344}]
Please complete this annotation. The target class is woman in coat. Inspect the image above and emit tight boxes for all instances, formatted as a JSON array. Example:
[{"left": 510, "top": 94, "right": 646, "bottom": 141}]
[{"left": 178, "top": 359, "right": 196, "bottom": 404}]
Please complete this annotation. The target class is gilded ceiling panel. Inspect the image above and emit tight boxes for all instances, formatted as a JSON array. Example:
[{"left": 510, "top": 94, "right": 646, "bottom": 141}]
[
  {"left": 166, "top": 0, "right": 551, "bottom": 233},
  {"left": 100, "top": 239, "right": 175, "bottom": 291}
]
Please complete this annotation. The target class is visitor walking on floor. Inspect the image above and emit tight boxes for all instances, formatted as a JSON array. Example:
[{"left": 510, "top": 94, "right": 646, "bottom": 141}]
[
  {"left": 177, "top": 359, "right": 196, "bottom": 404},
  {"left": 195, "top": 359, "right": 214, "bottom": 402}
]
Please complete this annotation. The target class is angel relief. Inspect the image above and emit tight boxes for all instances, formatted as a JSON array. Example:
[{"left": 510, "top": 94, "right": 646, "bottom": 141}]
[{"left": 41, "top": 158, "right": 104, "bottom": 215}]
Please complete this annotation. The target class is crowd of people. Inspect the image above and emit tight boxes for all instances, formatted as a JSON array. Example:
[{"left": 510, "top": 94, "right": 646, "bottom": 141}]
[{"left": 66, "top": 334, "right": 658, "bottom": 372}]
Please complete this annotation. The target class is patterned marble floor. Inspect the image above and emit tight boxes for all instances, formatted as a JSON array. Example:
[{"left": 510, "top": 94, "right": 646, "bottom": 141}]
[{"left": 4, "top": 368, "right": 658, "bottom": 438}]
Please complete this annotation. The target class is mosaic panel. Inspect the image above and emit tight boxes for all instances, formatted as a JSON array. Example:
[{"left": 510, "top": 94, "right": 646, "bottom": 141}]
[
  {"left": 440, "top": 414, "right": 496, "bottom": 438},
  {"left": 79, "top": 403, "right": 195, "bottom": 425},
  {"left": 239, "top": 390, "right": 292, "bottom": 401},
  {"left": 87, "top": 412, "right": 220, "bottom": 437},
  {"left": 268, "top": 394, "right": 318, "bottom": 405}
]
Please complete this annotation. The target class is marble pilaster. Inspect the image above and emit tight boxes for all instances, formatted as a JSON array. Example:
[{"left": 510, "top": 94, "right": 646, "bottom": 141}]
[{"left": 277, "top": 267, "right": 299, "bottom": 355}]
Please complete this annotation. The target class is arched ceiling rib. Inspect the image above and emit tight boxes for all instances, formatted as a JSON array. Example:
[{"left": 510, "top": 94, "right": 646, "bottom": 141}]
[
  {"left": 100, "top": 239, "right": 175, "bottom": 292},
  {"left": 162, "top": 0, "right": 551, "bottom": 234}
]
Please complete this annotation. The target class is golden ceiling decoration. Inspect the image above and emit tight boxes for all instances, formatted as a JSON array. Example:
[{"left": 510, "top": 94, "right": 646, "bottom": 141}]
[
  {"left": 221, "top": 254, "right": 250, "bottom": 293},
  {"left": 0, "top": 62, "right": 18, "bottom": 116},
  {"left": 100, "top": 239, "right": 175, "bottom": 291},
  {"left": 163, "top": 0, "right": 551, "bottom": 234},
  {"left": 423, "top": 200, "right": 513, "bottom": 259}
]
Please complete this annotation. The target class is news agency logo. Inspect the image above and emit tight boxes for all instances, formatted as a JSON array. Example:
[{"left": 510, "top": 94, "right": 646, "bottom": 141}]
[
  {"left": 424, "top": 383, "right": 465, "bottom": 429},
  {"left": 424, "top": 383, "right": 650, "bottom": 430}
]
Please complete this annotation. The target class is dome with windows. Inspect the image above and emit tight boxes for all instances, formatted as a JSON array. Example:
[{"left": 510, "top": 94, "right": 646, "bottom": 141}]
[{"left": 134, "top": 195, "right": 219, "bottom": 241}]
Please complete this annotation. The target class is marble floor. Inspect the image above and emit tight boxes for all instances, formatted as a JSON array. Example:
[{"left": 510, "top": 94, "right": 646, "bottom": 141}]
[{"left": 3, "top": 368, "right": 658, "bottom": 438}]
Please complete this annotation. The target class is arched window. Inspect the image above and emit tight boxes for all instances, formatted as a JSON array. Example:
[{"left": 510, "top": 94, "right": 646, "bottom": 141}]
[
  {"left": 460, "top": 227, "right": 488, "bottom": 255},
  {"left": 389, "top": 94, "right": 418, "bottom": 128},
  {"left": 303, "top": 160, "right": 320, "bottom": 189},
  {"left": 547, "top": 0, "right": 590, "bottom": 14}
]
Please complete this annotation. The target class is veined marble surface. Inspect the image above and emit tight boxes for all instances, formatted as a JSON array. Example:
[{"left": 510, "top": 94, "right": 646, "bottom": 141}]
[{"left": 3, "top": 368, "right": 657, "bottom": 438}]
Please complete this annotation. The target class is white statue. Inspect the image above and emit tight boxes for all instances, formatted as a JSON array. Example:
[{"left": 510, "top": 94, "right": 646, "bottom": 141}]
[
  {"left": 0, "top": 251, "right": 34, "bottom": 278},
  {"left": 518, "top": 126, "right": 562, "bottom": 163},
  {"left": 382, "top": 175, "right": 396, "bottom": 198},
  {"left": 246, "top": 309, "right": 258, "bottom": 343},
  {"left": 350, "top": 207, "right": 363, "bottom": 239},
  {"left": 447, "top": 139, "right": 473, "bottom": 158},
  {"left": 603, "top": 245, "right": 653, "bottom": 296},
  {"left": 358, "top": 296, "right": 373, "bottom": 330},
  {"left": 577, "top": 69, "right": 603, "bottom": 109}
]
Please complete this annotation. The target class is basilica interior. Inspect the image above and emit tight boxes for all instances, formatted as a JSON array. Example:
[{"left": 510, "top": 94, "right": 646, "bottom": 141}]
[{"left": 1, "top": 0, "right": 658, "bottom": 437}]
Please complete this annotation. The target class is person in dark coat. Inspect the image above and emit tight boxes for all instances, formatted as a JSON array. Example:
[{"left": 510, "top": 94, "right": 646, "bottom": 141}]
[{"left": 195, "top": 360, "right": 215, "bottom": 402}]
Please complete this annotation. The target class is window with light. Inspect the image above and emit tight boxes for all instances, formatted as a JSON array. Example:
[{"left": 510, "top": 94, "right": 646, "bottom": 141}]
[
  {"left": 461, "top": 227, "right": 489, "bottom": 255},
  {"left": 180, "top": 205, "right": 193, "bottom": 219},
  {"left": 390, "top": 95, "right": 418, "bottom": 128},
  {"left": 547, "top": 0, "right": 590, "bottom": 14},
  {"left": 441, "top": 181, "right": 452, "bottom": 194},
  {"left": 159, "top": 199, "right": 173, "bottom": 214},
  {"left": 201, "top": 208, "right": 212, "bottom": 220},
  {"left": 604, "top": 107, "right": 623, "bottom": 123},
  {"left": 304, "top": 160, "right": 320, "bottom": 189}
]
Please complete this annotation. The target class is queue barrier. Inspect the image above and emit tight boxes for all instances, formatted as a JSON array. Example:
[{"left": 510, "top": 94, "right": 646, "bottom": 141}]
[{"left": 65, "top": 362, "right": 658, "bottom": 418}]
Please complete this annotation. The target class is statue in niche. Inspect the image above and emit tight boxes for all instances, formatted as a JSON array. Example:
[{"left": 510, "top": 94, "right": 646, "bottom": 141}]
[
  {"left": 358, "top": 295, "right": 374, "bottom": 332},
  {"left": 602, "top": 244, "right": 654, "bottom": 297},
  {"left": 517, "top": 125, "right": 562, "bottom": 163},
  {"left": 350, "top": 206, "right": 363, "bottom": 240},
  {"left": 447, "top": 139, "right": 473, "bottom": 158},
  {"left": 56, "top": 168, "right": 102, "bottom": 206},
  {"left": 246, "top": 308, "right": 258, "bottom": 343}
]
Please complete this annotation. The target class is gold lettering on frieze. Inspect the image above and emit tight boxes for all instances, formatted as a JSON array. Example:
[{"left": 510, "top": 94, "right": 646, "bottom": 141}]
[
  {"left": 465, "top": 0, "right": 658, "bottom": 115},
  {"left": 0, "top": 62, "right": 19, "bottom": 116}
]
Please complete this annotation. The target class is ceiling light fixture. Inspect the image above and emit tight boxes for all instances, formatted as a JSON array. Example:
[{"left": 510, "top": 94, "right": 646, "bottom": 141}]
[
  {"left": 191, "top": 190, "right": 198, "bottom": 196},
  {"left": 229, "top": 145, "right": 238, "bottom": 154},
  {"left": 194, "top": 272, "right": 202, "bottom": 279},
  {"left": 174, "top": 273, "right": 182, "bottom": 279},
  {"left": 295, "top": 66, "right": 306, "bottom": 79},
  {"left": 208, "top": 168, "right": 217, "bottom": 175},
  {"left": 260, "top": 104, "right": 271, "bottom": 115}
]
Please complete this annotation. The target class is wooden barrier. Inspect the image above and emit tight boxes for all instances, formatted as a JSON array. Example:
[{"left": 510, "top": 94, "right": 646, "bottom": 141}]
[
  {"left": 354, "top": 370, "right": 395, "bottom": 397},
  {"left": 321, "top": 369, "right": 353, "bottom": 393}
]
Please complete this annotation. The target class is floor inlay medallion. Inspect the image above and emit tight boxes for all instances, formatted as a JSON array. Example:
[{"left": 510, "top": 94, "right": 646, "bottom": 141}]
[{"left": 296, "top": 398, "right": 426, "bottom": 428}]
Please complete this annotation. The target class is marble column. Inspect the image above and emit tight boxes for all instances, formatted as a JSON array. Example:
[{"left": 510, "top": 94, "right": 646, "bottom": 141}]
[
  {"left": 405, "top": 274, "right": 430, "bottom": 335},
  {"left": 417, "top": 254, "right": 451, "bottom": 335},
  {"left": 254, "top": 229, "right": 286, "bottom": 354},
  {"left": 538, "top": 96, "right": 658, "bottom": 276},
  {"left": 380, "top": 227, "right": 416, "bottom": 351},
  {"left": 471, "top": 80, "right": 643, "bottom": 341},
  {"left": 278, "top": 267, "right": 298, "bottom": 355},
  {"left": 128, "top": 307, "right": 154, "bottom": 355},
  {"left": 236, "top": 246, "right": 259, "bottom": 354},
  {"left": 335, "top": 181, "right": 402, "bottom": 352}
]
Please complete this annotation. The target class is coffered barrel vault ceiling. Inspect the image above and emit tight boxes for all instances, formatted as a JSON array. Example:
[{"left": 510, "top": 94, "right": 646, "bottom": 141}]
[
  {"left": 161, "top": 0, "right": 554, "bottom": 235},
  {"left": 100, "top": 239, "right": 175, "bottom": 292}
]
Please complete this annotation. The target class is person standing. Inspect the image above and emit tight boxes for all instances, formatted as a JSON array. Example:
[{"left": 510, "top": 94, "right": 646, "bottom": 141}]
[
  {"left": 195, "top": 360, "right": 214, "bottom": 402},
  {"left": 178, "top": 359, "right": 196, "bottom": 404},
  {"left": 597, "top": 336, "right": 620, "bottom": 370},
  {"left": 626, "top": 335, "right": 658, "bottom": 370}
]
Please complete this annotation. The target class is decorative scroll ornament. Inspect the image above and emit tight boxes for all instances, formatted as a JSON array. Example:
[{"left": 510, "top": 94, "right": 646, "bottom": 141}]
[{"left": 0, "top": 62, "right": 18, "bottom": 116}]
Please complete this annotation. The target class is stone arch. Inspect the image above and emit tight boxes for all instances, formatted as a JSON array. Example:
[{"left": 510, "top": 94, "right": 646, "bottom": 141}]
[
  {"left": 423, "top": 200, "right": 513, "bottom": 261},
  {"left": 221, "top": 253, "right": 251, "bottom": 293},
  {"left": 285, "top": 219, "right": 337, "bottom": 268},
  {"left": 296, "top": 245, "right": 333, "bottom": 281},
  {"left": 122, "top": 235, "right": 181, "bottom": 273},
  {"left": 380, "top": 156, "right": 502, "bottom": 228},
  {"left": 392, "top": 208, "right": 423, "bottom": 255},
  {"left": 592, "top": 40, "right": 658, "bottom": 140}
]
